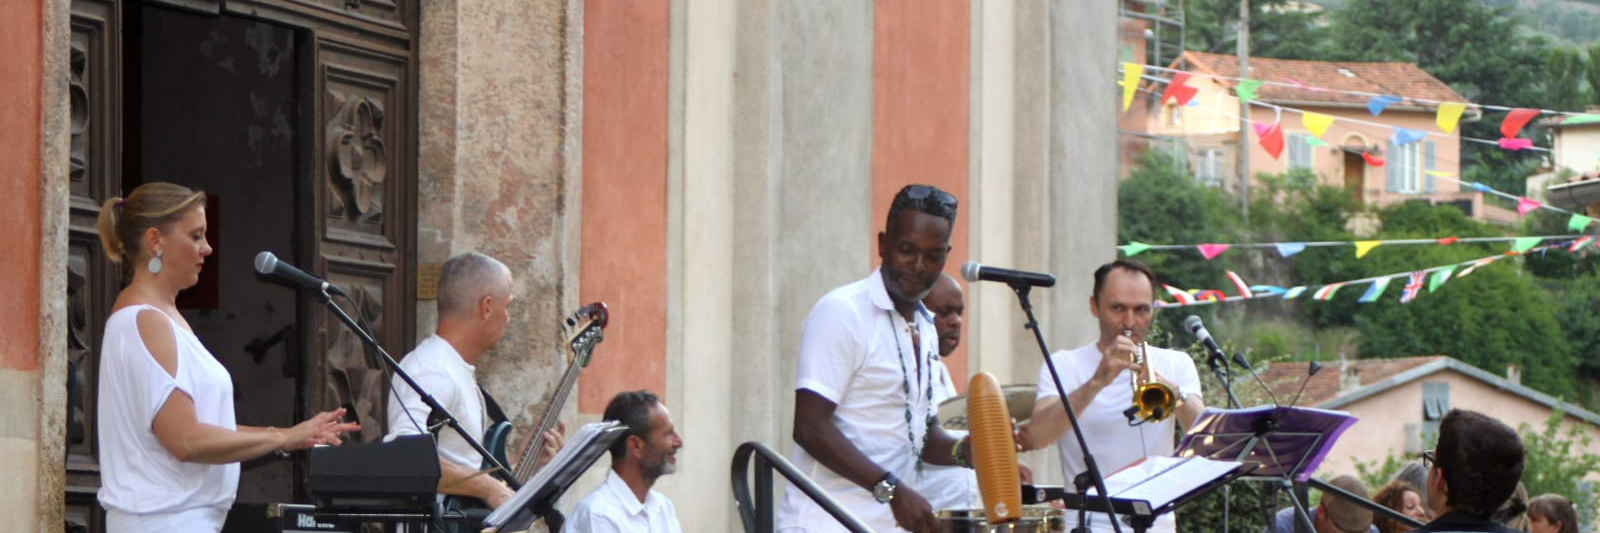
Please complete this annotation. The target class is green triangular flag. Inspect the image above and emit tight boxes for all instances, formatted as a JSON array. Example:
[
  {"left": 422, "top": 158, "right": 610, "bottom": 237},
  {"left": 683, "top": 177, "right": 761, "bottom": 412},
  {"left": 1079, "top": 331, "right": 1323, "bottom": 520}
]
[
  {"left": 1305, "top": 137, "right": 1329, "bottom": 147},
  {"left": 1511, "top": 237, "right": 1542, "bottom": 253},
  {"left": 1236, "top": 79, "right": 1262, "bottom": 103},
  {"left": 1563, "top": 114, "right": 1600, "bottom": 125},
  {"left": 1569, "top": 214, "right": 1595, "bottom": 232},
  {"left": 1120, "top": 241, "right": 1153, "bottom": 256},
  {"left": 1429, "top": 266, "right": 1455, "bottom": 292}
]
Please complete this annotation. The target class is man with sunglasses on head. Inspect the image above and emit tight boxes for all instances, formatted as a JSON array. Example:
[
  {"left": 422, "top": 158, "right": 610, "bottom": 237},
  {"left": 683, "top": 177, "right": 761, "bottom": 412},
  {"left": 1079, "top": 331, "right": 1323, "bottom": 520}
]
[
  {"left": 778, "top": 185, "right": 975, "bottom": 533},
  {"left": 1410, "top": 409, "right": 1525, "bottom": 533}
]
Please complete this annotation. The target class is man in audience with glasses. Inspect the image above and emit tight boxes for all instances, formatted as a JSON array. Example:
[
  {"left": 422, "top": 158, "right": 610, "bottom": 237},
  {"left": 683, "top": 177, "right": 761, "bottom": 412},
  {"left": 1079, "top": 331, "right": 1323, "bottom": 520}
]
[
  {"left": 779, "top": 184, "right": 975, "bottom": 533},
  {"left": 1412, "top": 409, "right": 1526, "bottom": 533}
]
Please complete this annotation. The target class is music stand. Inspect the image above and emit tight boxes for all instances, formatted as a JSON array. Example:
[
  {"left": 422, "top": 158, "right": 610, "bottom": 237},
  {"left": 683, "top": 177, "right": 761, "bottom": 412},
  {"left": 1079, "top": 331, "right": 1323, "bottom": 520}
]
[
  {"left": 1175, "top": 406, "right": 1357, "bottom": 533},
  {"left": 1055, "top": 455, "right": 1257, "bottom": 533},
  {"left": 482, "top": 421, "right": 628, "bottom": 533}
]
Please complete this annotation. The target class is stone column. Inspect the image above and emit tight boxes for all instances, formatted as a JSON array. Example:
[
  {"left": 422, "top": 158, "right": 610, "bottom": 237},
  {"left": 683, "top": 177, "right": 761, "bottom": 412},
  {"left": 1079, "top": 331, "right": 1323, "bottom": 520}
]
[{"left": 416, "top": 0, "right": 585, "bottom": 434}]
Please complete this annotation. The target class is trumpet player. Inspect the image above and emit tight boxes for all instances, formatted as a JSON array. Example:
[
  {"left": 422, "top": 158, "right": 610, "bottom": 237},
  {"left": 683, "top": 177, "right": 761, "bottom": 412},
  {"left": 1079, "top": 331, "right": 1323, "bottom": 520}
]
[{"left": 1018, "top": 259, "right": 1204, "bottom": 533}]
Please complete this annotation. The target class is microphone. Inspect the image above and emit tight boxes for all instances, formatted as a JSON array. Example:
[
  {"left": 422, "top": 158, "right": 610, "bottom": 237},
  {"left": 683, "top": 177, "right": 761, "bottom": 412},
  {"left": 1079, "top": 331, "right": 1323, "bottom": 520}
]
[
  {"left": 1286, "top": 361, "right": 1323, "bottom": 407},
  {"left": 1184, "top": 315, "right": 1227, "bottom": 367},
  {"left": 254, "top": 251, "right": 346, "bottom": 297},
  {"left": 1232, "top": 352, "right": 1282, "bottom": 407},
  {"left": 961, "top": 261, "right": 1056, "bottom": 288},
  {"left": 968, "top": 372, "right": 1023, "bottom": 523}
]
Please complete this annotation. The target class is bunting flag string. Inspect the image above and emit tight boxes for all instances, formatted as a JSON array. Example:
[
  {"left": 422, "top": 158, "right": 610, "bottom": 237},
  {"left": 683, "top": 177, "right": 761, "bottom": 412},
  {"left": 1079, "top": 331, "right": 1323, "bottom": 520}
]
[
  {"left": 1152, "top": 242, "right": 1578, "bottom": 308},
  {"left": 1124, "top": 68, "right": 1557, "bottom": 155},
  {"left": 1118, "top": 234, "right": 1595, "bottom": 259},
  {"left": 1133, "top": 63, "right": 1600, "bottom": 127}
]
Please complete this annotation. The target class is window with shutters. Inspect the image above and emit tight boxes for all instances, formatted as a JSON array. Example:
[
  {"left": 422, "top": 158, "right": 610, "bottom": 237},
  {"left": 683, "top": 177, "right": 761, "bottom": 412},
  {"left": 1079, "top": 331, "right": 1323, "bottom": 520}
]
[
  {"left": 1422, "top": 381, "right": 1450, "bottom": 439},
  {"left": 1386, "top": 140, "right": 1438, "bottom": 193},
  {"left": 1288, "top": 132, "right": 1314, "bottom": 170}
]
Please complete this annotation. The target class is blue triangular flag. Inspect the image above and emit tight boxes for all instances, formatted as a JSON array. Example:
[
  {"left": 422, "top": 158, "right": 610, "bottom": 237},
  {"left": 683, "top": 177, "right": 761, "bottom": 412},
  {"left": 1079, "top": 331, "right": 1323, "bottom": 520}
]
[
  {"left": 1282, "top": 286, "right": 1308, "bottom": 300},
  {"left": 1275, "top": 242, "right": 1307, "bottom": 257},
  {"left": 1367, "top": 95, "right": 1403, "bottom": 116},
  {"left": 1468, "top": 182, "right": 1493, "bottom": 193},
  {"left": 1391, "top": 127, "right": 1426, "bottom": 146},
  {"left": 1358, "top": 277, "right": 1392, "bottom": 303},
  {"left": 1251, "top": 285, "right": 1287, "bottom": 295}
]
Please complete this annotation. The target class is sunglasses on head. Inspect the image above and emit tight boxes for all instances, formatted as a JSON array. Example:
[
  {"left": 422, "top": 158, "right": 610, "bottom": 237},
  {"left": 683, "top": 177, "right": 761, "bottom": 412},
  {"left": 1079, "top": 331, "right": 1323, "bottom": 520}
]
[{"left": 902, "top": 184, "right": 958, "bottom": 210}]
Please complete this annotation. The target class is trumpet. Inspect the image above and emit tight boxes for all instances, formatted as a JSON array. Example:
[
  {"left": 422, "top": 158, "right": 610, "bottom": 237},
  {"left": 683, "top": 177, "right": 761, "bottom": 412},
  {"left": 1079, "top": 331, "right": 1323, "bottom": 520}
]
[{"left": 1125, "top": 329, "right": 1180, "bottom": 423}]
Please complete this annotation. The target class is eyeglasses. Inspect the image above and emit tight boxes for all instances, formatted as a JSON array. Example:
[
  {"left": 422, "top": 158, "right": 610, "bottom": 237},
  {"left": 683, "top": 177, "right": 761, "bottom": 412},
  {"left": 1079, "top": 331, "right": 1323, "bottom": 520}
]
[
  {"left": 902, "top": 184, "right": 958, "bottom": 210},
  {"left": 1422, "top": 449, "right": 1435, "bottom": 468}
]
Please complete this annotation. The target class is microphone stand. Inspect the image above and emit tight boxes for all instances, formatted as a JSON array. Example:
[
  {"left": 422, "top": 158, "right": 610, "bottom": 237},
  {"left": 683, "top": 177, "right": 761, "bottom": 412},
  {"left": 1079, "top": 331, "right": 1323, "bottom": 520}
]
[
  {"left": 1207, "top": 351, "right": 1241, "bottom": 410},
  {"left": 315, "top": 289, "right": 517, "bottom": 493},
  {"left": 1008, "top": 282, "right": 1123, "bottom": 533}
]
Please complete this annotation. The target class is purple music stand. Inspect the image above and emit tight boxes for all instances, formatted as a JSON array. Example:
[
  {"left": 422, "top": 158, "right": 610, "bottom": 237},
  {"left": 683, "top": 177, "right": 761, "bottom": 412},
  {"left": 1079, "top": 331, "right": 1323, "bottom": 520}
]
[
  {"left": 1175, "top": 405, "right": 1356, "bottom": 481},
  {"left": 1174, "top": 406, "right": 1358, "bottom": 533}
]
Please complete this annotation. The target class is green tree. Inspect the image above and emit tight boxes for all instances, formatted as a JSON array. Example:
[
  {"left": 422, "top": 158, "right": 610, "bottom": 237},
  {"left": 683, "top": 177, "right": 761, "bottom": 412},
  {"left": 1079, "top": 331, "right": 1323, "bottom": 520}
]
[
  {"left": 1519, "top": 411, "right": 1600, "bottom": 526},
  {"left": 1184, "top": 0, "right": 1331, "bottom": 59},
  {"left": 1543, "top": 47, "right": 1590, "bottom": 113},
  {"left": 1119, "top": 150, "right": 1241, "bottom": 294}
]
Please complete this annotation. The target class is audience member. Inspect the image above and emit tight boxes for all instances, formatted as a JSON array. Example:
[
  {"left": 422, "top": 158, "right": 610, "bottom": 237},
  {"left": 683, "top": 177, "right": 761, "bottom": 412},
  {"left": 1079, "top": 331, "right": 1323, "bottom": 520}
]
[
  {"left": 1411, "top": 409, "right": 1525, "bottom": 533},
  {"left": 1490, "top": 482, "right": 1530, "bottom": 532},
  {"left": 1267, "top": 474, "right": 1377, "bottom": 533},
  {"left": 1526, "top": 494, "right": 1578, "bottom": 533},
  {"left": 1372, "top": 480, "right": 1428, "bottom": 533}
]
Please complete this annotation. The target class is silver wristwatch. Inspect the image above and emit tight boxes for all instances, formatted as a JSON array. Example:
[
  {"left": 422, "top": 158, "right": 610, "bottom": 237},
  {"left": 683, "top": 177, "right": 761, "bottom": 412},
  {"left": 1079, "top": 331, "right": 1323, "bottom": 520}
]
[{"left": 872, "top": 472, "right": 898, "bottom": 503}]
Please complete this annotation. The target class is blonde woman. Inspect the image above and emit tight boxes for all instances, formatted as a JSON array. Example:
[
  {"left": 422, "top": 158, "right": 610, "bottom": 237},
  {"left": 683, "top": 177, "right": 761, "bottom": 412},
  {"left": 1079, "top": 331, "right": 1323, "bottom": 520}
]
[{"left": 95, "top": 182, "right": 359, "bottom": 533}]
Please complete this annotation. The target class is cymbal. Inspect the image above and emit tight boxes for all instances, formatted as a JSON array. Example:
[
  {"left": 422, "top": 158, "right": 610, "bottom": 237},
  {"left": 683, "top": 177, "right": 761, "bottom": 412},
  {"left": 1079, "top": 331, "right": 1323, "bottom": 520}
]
[{"left": 937, "top": 384, "right": 1036, "bottom": 430}]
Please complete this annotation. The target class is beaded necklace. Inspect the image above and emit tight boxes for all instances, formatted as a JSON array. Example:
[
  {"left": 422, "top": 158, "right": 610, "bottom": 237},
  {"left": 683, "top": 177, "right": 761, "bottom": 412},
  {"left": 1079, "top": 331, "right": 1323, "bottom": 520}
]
[{"left": 888, "top": 309, "right": 936, "bottom": 474}]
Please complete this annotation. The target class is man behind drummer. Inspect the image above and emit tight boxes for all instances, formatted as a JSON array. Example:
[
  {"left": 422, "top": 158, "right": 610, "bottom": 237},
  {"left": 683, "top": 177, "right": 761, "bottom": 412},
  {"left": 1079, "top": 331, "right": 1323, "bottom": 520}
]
[
  {"left": 917, "top": 274, "right": 981, "bottom": 510},
  {"left": 1020, "top": 259, "right": 1204, "bottom": 533},
  {"left": 778, "top": 185, "right": 974, "bottom": 533}
]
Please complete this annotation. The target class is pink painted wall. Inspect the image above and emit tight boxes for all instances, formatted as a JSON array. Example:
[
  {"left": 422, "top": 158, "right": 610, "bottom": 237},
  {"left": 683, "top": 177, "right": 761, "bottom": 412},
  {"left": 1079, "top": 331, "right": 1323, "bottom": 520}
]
[
  {"left": 0, "top": 0, "right": 42, "bottom": 371},
  {"left": 871, "top": 0, "right": 972, "bottom": 390},
  {"left": 578, "top": 0, "right": 670, "bottom": 414}
]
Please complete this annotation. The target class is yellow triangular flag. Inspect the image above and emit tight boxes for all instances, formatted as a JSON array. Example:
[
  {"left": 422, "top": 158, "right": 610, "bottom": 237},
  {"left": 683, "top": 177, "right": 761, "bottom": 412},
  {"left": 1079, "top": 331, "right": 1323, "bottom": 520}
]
[
  {"left": 1302, "top": 112, "right": 1335, "bottom": 138},
  {"left": 1424, "top": 170, "right": 1454, "bottom": 177},
  {"left": 1355, "top": 240, "right": 1382, "bottom": 258},
  {"left": 1121, "top": 63, "right": 1144, "bottom": 112},
  {"left": 1437, "top": 102, "right": 1466, "bottom": 134}
]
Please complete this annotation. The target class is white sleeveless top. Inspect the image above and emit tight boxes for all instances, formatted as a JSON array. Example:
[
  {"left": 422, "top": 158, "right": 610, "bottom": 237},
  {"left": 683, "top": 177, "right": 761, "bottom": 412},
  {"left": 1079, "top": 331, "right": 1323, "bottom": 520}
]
[{"left": 97, "top": 305, "right": 238, "bottom": 524}]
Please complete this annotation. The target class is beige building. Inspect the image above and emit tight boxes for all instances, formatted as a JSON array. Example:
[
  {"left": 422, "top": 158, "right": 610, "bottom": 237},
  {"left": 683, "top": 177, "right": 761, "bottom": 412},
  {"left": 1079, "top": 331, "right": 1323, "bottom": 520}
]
[
  {"left": 1260, "top": 356, "right": 1600, "bottom": 478},
  {"left": 1141, "top": 51, "right": 1517, "bottom": 225}
]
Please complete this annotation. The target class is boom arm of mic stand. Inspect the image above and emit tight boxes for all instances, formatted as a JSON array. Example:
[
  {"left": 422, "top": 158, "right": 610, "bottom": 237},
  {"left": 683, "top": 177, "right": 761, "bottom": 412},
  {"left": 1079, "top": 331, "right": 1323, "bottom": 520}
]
[
  {"left": 1009, "top": 283, "right": 1123, "bottom": 533},
  {"left": 316, "top": 290, "right": 520, "bottom": 490}
]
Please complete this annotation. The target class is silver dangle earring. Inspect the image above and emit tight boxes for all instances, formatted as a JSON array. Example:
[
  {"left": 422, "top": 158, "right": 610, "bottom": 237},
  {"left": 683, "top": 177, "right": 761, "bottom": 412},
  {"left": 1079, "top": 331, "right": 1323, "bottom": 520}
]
[{"left": 147, "top": 250, "right": 163, "bottom": 275}]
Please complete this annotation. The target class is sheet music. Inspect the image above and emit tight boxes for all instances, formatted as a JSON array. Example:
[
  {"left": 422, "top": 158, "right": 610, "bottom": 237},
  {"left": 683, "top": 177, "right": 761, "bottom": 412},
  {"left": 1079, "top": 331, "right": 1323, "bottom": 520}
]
[
  {"left": 483, "top": 421, "right": 624, "bottom": 528},
  {"left": 1088, "top": 455, "right": 1242, "bottom": 509}
]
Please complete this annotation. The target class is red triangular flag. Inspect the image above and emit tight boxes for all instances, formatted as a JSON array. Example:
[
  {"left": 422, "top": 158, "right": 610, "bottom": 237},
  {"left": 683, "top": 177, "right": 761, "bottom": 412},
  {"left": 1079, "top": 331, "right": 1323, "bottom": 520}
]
[
  {"left": 1502, "top": 108, "right": 1540, "bottom": 138},
  {"left": 1363, "top": 151, "right": 1385, "bottom": 167},
  {"left": 1161, "top": 72, "right": 1199, "bottom": 106},
  {"left": 1260, "top": 122, "right": 1285, "bottom": 160},
  {"left": 1197, "top": 243, "right": 1230, "bottom": 260},
  {"left": 1437, "top": 236, "right": 1459, "bottom": 245}
]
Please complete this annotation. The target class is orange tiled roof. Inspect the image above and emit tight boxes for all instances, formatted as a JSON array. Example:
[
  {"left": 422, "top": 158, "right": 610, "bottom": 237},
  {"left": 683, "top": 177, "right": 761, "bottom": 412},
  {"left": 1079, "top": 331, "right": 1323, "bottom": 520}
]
[
  {"left": 1259, "top": 355, "right": 1446, "bottom": 407},
  {"left": 1178, "top": 51, "right": 1469, "bottom": 108}
]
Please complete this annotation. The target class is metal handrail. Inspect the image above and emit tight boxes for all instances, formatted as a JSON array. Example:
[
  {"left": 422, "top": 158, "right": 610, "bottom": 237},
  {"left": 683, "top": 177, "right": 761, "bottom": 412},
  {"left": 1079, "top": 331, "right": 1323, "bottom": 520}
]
[{"left": 730, "top": 441, "right": 874, "bottom": 533}]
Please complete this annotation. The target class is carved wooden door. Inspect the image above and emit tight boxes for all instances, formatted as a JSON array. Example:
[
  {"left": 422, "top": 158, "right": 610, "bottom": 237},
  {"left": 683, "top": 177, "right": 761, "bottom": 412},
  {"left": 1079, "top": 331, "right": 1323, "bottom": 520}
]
[
  {"left": 62, "top": 0, "right": 416, "bottom": 530},
  {"left": 64, "top": 0, "right": 121, "bottom": 530}
]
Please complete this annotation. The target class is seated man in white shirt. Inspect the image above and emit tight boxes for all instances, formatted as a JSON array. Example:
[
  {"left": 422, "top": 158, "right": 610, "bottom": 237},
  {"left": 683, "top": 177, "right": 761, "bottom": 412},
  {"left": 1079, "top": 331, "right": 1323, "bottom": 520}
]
[{"left": 567, "top": 390, "right": 685, "bottom": 533}]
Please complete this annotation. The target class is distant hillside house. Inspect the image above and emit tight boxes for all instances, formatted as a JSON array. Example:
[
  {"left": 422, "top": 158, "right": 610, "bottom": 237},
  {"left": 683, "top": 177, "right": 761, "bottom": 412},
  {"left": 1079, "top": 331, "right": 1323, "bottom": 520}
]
[
  {"left": 1138, "top": 51, "right": 1517, "bottom": 225},
  {"left": 1256, "top": 356, "right": 1600, "bottom": 479}
]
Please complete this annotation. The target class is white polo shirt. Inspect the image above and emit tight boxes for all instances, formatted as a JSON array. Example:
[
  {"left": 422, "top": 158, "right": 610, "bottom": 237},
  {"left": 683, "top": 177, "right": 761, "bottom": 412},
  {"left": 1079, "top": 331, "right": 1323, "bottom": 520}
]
[
  {"left": 567, "top": 469, "right": 683, "bottom": 533},
  {"left": 1035, "top": 342, "right": 1202, "bottom": 533},
  {"left": 779, "top": 269, "right": 939, "bottom": 533}
]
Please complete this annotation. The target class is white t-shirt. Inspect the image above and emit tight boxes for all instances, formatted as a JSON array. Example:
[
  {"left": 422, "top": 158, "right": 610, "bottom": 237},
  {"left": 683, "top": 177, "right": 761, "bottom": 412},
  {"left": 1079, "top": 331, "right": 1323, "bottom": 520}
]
[
  {"left": 1035, "top": 342, "right": 1202, "bottom": 533},
  {"left": 779, "top": 269, "right": 939, "bottom": 533},
  {"left": 916, "top": 360, "right": 979, "bottom": 510},
  {"left": 97, "top": 305, "right": 239, "bottom": 533},
  {"left": 566, "top": 469, "right": 684, "bottom": 533},
  {"left": 385, "top": 334, "right": 486, "bottom": 472}
]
